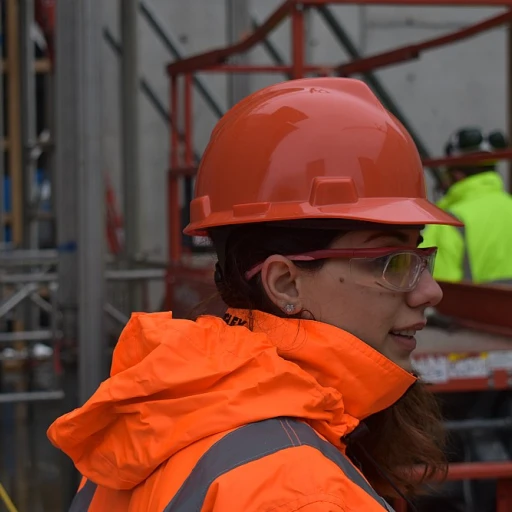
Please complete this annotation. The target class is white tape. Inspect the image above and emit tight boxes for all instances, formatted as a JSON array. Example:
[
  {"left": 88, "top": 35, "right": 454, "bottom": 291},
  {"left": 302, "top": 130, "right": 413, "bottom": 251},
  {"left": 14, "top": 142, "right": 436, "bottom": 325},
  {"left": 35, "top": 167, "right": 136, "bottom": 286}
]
[
  {"left": 447, "top": 355, "right": 488, "bottom": 380},
  {"left": 487, "top": 351, "right": 512, "bottom": 371},
  {"left": 412, "top": 355, "right": 449, "bottom": 384}
]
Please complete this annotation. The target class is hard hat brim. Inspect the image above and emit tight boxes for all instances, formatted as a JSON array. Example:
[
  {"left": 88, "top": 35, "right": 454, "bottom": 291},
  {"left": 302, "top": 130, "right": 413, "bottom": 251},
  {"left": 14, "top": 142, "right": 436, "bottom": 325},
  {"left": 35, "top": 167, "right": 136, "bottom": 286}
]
[{"left": 184, "top": 197, "right": 463, "bottom": 237}]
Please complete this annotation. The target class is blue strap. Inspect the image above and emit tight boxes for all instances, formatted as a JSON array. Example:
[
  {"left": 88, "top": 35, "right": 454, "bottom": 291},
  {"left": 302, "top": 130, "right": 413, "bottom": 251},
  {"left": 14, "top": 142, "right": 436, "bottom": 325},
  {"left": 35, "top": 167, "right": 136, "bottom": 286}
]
[
  {"left": 447, "top": 210, "right": 472, "bottom": 281},
  {"left": 68, "top": 480, "right": 97, "bottom": 511}
]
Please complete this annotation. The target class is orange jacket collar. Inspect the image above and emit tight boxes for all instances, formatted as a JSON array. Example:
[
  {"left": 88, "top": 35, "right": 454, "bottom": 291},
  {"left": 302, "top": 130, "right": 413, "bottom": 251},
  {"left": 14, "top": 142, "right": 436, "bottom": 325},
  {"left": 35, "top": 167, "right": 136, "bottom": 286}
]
[{"left": 226, "top": 308, "right": 416, "bottom": 424}]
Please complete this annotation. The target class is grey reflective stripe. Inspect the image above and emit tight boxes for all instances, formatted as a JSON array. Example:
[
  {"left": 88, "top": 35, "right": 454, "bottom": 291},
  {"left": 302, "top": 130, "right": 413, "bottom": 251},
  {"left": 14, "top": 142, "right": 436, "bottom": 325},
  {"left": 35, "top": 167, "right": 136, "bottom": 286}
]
[
  {"left": 164, "top": 418, "right": 394, "bottom": 512},
  {"left": 69, "top": 480, "right": 97, "bottom": 511},
  {"left": 448, "top": 211, "right": 472, "bottom": 281},
  {"left": 489, "top": 279, "right": 512, "bottom": 285},
  {"left": 456, "top": 225, "right": 473, "bottom": 281}
]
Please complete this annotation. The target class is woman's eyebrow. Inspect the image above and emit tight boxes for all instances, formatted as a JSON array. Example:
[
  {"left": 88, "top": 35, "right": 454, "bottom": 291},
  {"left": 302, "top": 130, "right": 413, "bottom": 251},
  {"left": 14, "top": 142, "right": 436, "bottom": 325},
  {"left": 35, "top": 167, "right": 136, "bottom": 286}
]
[{"left": 363, "top": 231, "right": 410, "bottom": 244}]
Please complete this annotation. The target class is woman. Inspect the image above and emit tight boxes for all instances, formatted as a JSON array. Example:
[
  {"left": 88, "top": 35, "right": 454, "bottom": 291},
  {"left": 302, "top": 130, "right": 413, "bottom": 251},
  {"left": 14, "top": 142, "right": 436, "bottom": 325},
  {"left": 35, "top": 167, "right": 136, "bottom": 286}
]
[{"left": 48, "top": 78, "right": 461, "bottom": 511}]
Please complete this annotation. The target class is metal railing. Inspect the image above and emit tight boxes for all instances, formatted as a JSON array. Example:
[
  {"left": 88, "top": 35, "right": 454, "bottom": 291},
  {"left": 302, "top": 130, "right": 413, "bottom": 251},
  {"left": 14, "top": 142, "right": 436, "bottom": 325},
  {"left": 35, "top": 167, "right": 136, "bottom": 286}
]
[{"left": 0, "top": 250, "right": 166, "bottom": 404}]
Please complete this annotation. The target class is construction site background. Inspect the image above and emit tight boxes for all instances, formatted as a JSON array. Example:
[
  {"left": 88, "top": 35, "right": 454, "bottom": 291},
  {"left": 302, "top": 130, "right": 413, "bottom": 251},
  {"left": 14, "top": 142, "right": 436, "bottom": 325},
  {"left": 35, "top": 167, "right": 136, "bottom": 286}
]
[
  {"left": 102, "top": 1, "right": 508, "bottom": 276},
  {"left": 2, "top": 1, "right": 512, "bottom": 512}
]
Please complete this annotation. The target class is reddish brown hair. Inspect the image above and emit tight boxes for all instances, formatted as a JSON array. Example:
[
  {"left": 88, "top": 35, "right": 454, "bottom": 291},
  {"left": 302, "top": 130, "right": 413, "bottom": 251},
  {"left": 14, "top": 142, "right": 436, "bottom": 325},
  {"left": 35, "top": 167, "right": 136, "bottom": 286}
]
[
  {"left": 207, "top": 220, "right": 447, "bottom": 496},
  {"left": 351, "top": 382, "right": 447, "bottom": 497}
]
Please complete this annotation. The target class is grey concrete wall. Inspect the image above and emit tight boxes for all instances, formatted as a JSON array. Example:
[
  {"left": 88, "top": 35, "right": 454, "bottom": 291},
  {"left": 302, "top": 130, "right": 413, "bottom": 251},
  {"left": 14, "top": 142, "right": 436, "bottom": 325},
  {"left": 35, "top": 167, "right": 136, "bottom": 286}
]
[{"left": 101, "top": 1, "right": 508, "bottom": 284}]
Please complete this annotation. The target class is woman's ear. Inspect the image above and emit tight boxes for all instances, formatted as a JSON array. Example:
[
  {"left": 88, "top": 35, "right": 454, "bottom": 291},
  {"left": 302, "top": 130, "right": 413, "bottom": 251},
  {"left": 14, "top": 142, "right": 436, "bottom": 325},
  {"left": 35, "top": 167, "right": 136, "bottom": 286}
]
[{"left": 260, "top": 255, "right": 302, "bottom": 313}]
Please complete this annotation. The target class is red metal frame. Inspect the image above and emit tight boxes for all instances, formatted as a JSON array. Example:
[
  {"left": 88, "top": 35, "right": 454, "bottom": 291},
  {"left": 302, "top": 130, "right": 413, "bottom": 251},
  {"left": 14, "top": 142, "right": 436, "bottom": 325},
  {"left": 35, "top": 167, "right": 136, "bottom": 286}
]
[
  {"left": 166, "top": 2, "right": 512, "bottom": 75},
  {"left": 168, "top": 9, "right": 512, "bottom": 78},
  {"left": 424, "top": 148, "right": 512, "bottom": 169},
  {"left": 35, "top": 0, "right": 56, "bottom": 65},
  {"left": 394, "top": 463, "right": 512, "bottom": 510},
  {"left": 335, "top": 10, "right": 512, "bottom": 76},
  {"left": 304, "top": 0, "right": 512, "bottom": 4},
  {"left": 436, "top": 281, "right": 512, "bottom": 336}
]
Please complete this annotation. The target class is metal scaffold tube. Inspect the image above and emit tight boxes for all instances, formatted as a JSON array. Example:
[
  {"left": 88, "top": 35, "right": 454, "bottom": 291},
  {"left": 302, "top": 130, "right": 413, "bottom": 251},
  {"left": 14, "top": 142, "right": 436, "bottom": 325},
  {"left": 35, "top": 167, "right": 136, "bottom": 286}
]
[
  {"left": 226, "top": 0, "right": 251, "bottom": 106},
  {"left": 6, "top": 0, "right": 23, "bottom": 246},
  {"left": 0, "top": 390, "right": 65, "bottom": 404},
  {"left": 120, "top": 0, "right": 141, "bottom": 313},
  {"left": 76, "top": 0, "right": 106, "bottom": 403},
  {"left": 55, "top": 0, "right": 79, "bottom": 422},
  {"left": 121, "top": 0, "right": 140, "bottom": 265},
  {"left": 0, "top": 4, "right": 4, "bottom": 241},
  {"left": 54, "top": 1, "right": 106, "bottom": 503},
  {"left": 19, "top": 0, "right": 37, "bottom": 249},
  {"left": 54, "top": 11, "right": 80, "bottom": 483},
  {"left": 55, "top": 0, "right": 105, "bottom": 405}
]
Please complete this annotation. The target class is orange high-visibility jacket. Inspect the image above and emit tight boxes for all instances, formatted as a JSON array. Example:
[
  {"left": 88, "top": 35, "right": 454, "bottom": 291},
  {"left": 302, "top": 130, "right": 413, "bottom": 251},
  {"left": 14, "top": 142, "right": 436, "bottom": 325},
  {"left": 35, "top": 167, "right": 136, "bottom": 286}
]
[{"left": 48, "top": 309, "right": 416, "bottom": 511}]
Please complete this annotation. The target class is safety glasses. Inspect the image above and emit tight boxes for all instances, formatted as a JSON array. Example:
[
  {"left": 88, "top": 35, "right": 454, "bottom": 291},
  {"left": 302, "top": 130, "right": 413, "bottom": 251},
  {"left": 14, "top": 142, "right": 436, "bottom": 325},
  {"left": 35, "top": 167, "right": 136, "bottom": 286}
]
[{"left": 245, "top": 247, "right": 437, "bottom": 292}]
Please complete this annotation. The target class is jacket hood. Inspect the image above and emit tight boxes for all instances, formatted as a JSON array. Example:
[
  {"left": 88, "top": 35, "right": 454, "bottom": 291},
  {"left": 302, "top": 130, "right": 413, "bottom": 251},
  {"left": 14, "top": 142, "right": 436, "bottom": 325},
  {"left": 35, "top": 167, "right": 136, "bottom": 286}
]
[{"left": 47, "top": 308, "right": 415, "bottom": 490}]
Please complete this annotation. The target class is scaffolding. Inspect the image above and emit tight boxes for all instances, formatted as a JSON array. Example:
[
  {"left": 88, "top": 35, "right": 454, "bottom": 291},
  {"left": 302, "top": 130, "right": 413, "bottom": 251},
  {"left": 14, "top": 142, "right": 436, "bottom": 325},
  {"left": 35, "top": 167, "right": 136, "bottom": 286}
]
[
  {"left": 1, "top": 2, "right": 61, "bottom": 508},
  {"left": 0, "top": 1, "right": 169, "bottom": 510},
  {"left": 1, "top": 1, "right": 182, "bottom": 399},
  {"left": 165, "top": 1, "right": 512, "bottom": 510}
]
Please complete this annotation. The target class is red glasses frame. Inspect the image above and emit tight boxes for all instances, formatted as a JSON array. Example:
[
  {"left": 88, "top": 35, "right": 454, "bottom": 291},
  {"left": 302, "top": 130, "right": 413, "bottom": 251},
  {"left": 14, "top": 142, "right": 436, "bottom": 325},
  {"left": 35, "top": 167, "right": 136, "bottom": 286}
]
[{"left": 245, "top": 246, "right": 437, "bottom": 281}]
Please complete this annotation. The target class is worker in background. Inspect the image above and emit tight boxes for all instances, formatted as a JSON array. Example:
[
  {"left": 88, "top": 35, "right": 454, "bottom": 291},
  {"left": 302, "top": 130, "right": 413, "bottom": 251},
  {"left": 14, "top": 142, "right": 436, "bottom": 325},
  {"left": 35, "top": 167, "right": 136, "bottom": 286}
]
[
  {"left": 47, "top": 78, "right": 460, "bottom": 512},
  {"left": 422, "top": 127, "right": 512, "bottom": 284}
]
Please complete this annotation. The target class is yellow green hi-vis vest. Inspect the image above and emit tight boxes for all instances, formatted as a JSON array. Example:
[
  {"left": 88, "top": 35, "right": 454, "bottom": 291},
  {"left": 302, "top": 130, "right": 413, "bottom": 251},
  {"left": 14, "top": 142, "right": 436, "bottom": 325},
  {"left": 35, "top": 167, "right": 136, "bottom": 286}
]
[{"left": 422, "top": 172, "right": 512, "bottom": 284}]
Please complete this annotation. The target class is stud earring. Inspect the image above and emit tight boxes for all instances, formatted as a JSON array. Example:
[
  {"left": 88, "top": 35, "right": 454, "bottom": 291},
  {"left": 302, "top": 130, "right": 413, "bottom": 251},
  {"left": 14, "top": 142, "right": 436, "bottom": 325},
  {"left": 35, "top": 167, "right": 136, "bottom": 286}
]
[{"left": 284, "top": 304, "right": 296, "bottom": 314}]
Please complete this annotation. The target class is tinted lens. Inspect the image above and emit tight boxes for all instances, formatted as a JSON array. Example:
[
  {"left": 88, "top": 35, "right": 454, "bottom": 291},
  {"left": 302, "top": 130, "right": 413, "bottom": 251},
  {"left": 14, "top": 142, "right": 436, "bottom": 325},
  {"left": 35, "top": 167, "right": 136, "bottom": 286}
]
[
  {"left": 426, "top": 251, "right": 437, "bottom": 275},
  {"left": 349, "top": 249, "right": 437, "bottom": 292},
  {"left": 383, "top": 253, "right": 419, "bottom": 289}
]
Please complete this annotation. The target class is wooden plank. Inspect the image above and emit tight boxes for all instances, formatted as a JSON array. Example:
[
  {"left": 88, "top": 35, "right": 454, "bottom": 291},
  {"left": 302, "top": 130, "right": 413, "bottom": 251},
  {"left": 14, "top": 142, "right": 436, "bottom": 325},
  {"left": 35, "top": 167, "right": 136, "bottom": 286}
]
[
  {"left": 1, "top": 58, "right": 52, "bottom": 74},
  {"left": 1, "top": 213, "right": 13, "bottom": 224},
  {"left": 34, "top": 58, "right": 52, "bottom": 73},
  {"left": 6, "top": 0, "right": 23, "bottom": 246},
  {"left": 5, "top": 3, "right": 29, "bottom": 508}
]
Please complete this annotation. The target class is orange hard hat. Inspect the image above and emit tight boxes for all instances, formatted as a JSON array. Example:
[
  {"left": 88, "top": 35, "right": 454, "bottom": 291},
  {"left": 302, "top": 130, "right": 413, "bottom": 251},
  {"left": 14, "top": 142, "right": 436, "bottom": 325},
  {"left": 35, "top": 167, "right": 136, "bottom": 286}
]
[{"left": 184, "top": 78, "right": 461, "bottom": 236}]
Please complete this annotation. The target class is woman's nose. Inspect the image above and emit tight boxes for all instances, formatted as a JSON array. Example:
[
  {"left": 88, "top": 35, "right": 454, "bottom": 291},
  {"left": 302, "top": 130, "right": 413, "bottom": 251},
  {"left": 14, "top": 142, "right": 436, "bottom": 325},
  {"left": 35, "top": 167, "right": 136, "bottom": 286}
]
[{"left": 406, "top": 270, "right": 443, "bottom": 309}]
